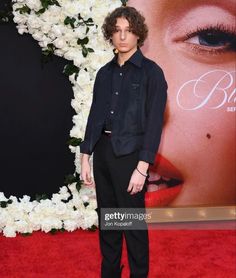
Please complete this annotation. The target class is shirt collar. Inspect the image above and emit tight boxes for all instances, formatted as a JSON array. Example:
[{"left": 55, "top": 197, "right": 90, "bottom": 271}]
[
  {"left": 109, "top": 48, "right": 143, "bottom": 68},
  {"left": 128, "top": 48, "right": 143, "bottom": 68}
]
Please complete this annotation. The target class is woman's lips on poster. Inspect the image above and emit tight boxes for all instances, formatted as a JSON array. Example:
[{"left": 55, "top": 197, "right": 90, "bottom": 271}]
[{"left": 145, "top": 154, "right": 184, "bottom": 207}]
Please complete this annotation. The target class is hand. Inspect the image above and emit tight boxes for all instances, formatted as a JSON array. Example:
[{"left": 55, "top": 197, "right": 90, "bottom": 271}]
[
  {"left": 127, "top": 168, "right": 146, "bottom": 195},
  {"left": 80, "top": 153, "right": 94, "bottom": 186}
]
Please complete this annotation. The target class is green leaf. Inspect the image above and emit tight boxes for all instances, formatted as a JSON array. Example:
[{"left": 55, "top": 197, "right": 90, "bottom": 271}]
[
  {"left": 77, "top": 37, "right": 89, "bottom": 45},
  {"left": 87, "top": 48, "right": 94, "bottom": 53},
  {"left": 76, "top": 181, "right": 82, "bottom": 192},
  {"left": 84, "top": 202, "right": 89, "bottom": 207},
  {"left": 63, "top": 64, "right": 80, "bottom": 77},
  {"left": 0, "top": 201, "right": 7, "bottom": 208},
  {"left": 21, "top": 232, "right": 32, "bottom": 237},
  {"left": 64, "top": 16, "right": 76, "bottom": 28},
  {"left": 67, "top": 137, "right": 82, "bottom": 146},
  {"left": 82, "top": 47, "right": 88, "bottom": 57},
  {"left": 87, "top": 225, "right": 97, "bottom": 232},
  {"left": 16, "top": 5, "right": 31, "bottom": 15},
  {"left": 50, "top": 228, "right": 58, "bottom": 234},
  {"left": 64, "top": 174, "right": 77, "bottom": 185},
  {"left": 35, "top": 193, "right": 48, "bottom": 202},
  {"left": 35, "top": 8, "right": 46, "bottom": 15},
  {"left": 40, "top": 0, "right": 60, "bottom": 10},
  {"left": 41, "top": 44, "right": 56, "bottom": 65}
]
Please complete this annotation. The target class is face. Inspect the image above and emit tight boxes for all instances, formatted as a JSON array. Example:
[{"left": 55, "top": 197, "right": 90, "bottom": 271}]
[
  {"left": 111, "top": 17, "right": 139, "bottom": 58},
  {"left": 129, "top": 0, "right": 236, "bottom": 206}
]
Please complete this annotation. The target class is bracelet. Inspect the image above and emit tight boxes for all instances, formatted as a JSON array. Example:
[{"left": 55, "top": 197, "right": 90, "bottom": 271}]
[{"left": 136, "top": 167, "right": 148, "bottom": 177}]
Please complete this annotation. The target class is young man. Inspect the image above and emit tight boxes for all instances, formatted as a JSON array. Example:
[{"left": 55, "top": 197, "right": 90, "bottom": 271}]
[{"left": 80, "top": 6, "right": 167, "bottom": 278}]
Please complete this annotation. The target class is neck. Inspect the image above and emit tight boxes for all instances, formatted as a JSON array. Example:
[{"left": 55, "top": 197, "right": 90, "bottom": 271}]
[{"left": 117, "top": 47, "right": 138, "bottom": 66}]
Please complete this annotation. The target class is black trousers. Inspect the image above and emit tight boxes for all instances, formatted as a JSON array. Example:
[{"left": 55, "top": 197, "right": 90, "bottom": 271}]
[{"left": 93, "top": 133, "right": 149, "bottom": 278}]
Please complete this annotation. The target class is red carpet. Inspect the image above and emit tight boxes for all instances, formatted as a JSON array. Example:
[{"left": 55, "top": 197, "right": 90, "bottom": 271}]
[{"left": 0, "top": 227, "right": 235, "bottom": 278}]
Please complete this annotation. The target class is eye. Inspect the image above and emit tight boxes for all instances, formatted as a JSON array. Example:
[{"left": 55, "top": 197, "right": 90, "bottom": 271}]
[{"left": 185, "top": 24, "right": 236, "bottom": 53}]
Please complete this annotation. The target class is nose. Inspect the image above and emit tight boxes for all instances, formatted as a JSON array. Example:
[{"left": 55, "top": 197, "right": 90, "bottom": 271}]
[{"left": 120, "top": 30, "right": 126, "bottom": 40}]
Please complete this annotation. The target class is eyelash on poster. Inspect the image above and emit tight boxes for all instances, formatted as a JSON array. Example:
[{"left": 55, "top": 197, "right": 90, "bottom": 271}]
[{"left": 184, "top": 23, "right": 236, "bottom": 54}]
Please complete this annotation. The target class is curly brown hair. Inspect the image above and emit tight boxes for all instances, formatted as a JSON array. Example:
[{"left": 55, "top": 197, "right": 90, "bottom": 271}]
[{"left": 102, "top": 6, "right": 148, "bottom": 47}]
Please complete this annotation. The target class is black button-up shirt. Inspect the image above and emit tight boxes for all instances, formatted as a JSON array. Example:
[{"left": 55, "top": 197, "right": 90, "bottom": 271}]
[
  {"left": 104, "top": 57, "right": 129, "bottom": 131},
  {"left": 80, "top": 49, "right": 167, "bottom": 164}
]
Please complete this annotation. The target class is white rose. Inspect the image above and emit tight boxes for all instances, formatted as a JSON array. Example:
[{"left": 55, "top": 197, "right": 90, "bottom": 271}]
[
  {"left": 3, "top": 226, "right": 17, "bottom": 237},
  {"left": 15, "top": 219, "right": 32, "bottom": 233},
  {"left": 68, "top": 183, "right": 77, "bottom": 193},
  {"left": 17, "top": 25, "right": 28, "bottom": 35},
  {"left": 0, "top": 192, "right": 8, "bottom": 202},
  {"left": 51, "top": 24, "right": 63, "bottom": 36},
  {"left": 81, "top": 210, "right": 98, "bottom": 229},
  {"left": 63, "top": 2, "right": 81, "bottom": 17},
  {"left": 19, "top": 195, "right": 31, "bottom": 202},
  {"left": 38, "top": 36, "right": 51, "bottom": 48},
  {"left": 41, "top": 23, "right": 53, "bottom": 34},
  {"left": 54, "top": 202, "right": 68, "bottom": 215},
  {"left": 63, "top": 220, "right": 77, "bottom": 231},
  {"left": 51, "top": 193, "right": 62, "bottom": 203},
  {"left": 69, "top": 145, "right": 76, "bottom": 153},
  {"left": 59, "top": 186, "right": 68, "bottom": 194},
  {"left": 0, "top": 210, "right": 9, "bottom": 227},
  {"left": 27, "top": 15, "right": 42, "bottom": 29},
  {"left": 81, "top": 195, "right": 89, "bottom": 203},
  {"left": 9, "top": 196, "right": 18, "bottom": 203},
  {"left": 25, "top": 0, "right": 41, "bottom": 11},
  {"left": 54, "top": 49, "right": 65, "bottom": 57},
  {"left": 77, "top": 69, "right": 90, "bottom": 87},
  {"left": 32, "top": 31, "right": 44, "bottom": 41},
  {"left": 41, "top": 218, "right": 62, "bottom": 232}
]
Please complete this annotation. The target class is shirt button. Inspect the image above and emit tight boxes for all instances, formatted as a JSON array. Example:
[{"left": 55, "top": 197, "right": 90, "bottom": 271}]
[
  {"left": 115, "top": 92, "right": 119, "bottom": 95},
  {"left": 110, "top": 110, "right": 114, "bottom": 114},
  {"left": 119, "top": 72, "right": 122, "bottom": 76}
]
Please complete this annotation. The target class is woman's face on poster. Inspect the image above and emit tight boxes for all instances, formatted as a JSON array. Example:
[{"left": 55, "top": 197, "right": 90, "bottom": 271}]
[{"left": 129, "top": 0, "right": 236, "bottom": 206}]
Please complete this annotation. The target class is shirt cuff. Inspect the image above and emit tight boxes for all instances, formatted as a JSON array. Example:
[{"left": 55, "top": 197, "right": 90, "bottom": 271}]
[
  {"left": 138, "top": 150, "right": 156, "bottom": 165},
  {"left": 79, "top": 141, "right": 92, "bottom": 155}
]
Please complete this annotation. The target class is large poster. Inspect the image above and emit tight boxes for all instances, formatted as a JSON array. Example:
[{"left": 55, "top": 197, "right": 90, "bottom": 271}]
[{"left": 129, "top": 0, "right": 236, "bottom": 207}]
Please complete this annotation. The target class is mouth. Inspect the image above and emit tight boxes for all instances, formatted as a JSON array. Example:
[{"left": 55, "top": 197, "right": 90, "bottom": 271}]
[
  {"left": 145, "top": 154, "right": 184, "bottom": 207},
  {"left": 119, "top": 44, "right": 128, "bottom": 47}
]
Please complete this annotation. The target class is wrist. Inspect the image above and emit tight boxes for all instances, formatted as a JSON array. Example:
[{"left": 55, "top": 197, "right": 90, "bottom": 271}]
[
  {"left": 81, "top": 153, "right": 90, "bottom": 163},
  {"left": 136, "top": 167, "right": 148, "bottom": 177},
  {"left": 137, "top": 161, "right": 149, "bottom": 173}
]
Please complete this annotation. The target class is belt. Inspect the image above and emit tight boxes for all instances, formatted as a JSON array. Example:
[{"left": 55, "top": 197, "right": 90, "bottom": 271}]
[{"left": 102, "top": 130, "right": 112, "bottom": 137}]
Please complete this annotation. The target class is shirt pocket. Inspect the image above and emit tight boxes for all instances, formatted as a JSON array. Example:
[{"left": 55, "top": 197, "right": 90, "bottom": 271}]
[{"left": 130, "top": 83, "right": 141, "bottom": 100}]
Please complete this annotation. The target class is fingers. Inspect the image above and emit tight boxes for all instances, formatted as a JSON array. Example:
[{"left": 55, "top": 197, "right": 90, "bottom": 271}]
[
  {"left": 127, "top": 170, "right": 146, "bottom": 195},
  {"left": 85, "top": 172, "right": 94, "bottom": 185},
  {"left": 81, "top": 160, "right": 94, "bottom": 186},
  {"left": 127, "top": 182, "right": 143, "bottom": 195},
  {"left": 127, "top": 182, "right": 133, "bottom": 193},
  {"left": 81, "top": 170, "right": 93, "bottom": 185}
]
